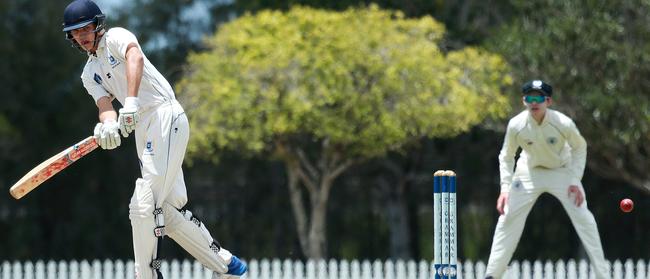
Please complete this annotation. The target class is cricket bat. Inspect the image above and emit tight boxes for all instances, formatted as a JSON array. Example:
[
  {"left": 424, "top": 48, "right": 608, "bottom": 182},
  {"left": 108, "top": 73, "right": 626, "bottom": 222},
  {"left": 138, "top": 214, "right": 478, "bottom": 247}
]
[{"left": 9, "top": 136, "right": 98, "bottom": 199}]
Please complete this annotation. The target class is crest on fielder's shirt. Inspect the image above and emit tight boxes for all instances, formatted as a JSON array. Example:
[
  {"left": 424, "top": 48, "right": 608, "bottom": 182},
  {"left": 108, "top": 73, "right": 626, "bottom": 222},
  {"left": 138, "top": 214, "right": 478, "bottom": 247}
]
[
  {"left": 93, "top": 73, "right": 102, "bottom": 84},
  {"left": 547, "top": 137, "right": 557, "bottom": 145}
]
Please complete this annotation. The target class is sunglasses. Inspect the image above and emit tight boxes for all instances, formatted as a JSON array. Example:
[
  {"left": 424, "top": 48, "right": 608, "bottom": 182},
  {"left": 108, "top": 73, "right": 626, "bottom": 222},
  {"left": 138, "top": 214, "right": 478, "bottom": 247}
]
[{"left": 524, "top": 95, "right": 547, "bottom": 104}]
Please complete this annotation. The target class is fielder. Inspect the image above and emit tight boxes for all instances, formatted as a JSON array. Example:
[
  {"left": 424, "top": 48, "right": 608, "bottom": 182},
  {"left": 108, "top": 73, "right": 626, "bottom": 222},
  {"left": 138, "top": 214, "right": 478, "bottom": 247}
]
[
  {"left": 62, "top": 1, "right": 247, "bottom": 278},
  {"left": 484, "top": 80, "right": 608, "bottom": 279}
]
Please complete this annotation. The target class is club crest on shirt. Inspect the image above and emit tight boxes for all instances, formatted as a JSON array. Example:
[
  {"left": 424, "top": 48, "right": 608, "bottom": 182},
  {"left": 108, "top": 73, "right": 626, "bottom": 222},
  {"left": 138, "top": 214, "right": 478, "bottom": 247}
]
[
  {"left": 144, "top": 141, "right": 154, "bottom": 155},
  {"left": 108, "top": 55, "right": 121, "bottom": 68},
  {"left": 93, "top": 73, "right": 102, "bottom": 84},
  {"left": 547, "top": 137, "right": 558, "bottom": 145}
]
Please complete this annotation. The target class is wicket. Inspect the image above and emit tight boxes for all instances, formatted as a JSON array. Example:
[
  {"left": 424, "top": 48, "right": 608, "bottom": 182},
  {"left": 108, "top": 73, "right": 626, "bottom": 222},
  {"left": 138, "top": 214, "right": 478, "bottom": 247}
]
[{"left": 433, "top": 170, "right": 457, "bottom": 278}]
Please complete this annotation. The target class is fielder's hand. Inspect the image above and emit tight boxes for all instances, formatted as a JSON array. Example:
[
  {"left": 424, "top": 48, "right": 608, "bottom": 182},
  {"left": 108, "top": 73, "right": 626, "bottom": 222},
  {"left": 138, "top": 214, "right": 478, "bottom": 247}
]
[
  {"left": 567, "top": 185, "right": 584, "bottom": 207},
  {"left": 118, "top": 96, "right": 139, "bottom": 137},
  {"left": 93, "top": 119, "right": 121, "bottom": 150},
  {"left": 496, "top": 192, "right": 509, "bottom": 215}
]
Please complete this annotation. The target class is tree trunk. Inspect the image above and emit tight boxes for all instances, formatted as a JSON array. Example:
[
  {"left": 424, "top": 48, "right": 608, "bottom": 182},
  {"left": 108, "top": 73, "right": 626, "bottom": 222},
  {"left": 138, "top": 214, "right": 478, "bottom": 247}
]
[
  {"left": 286, "top": 162, "right": 310, "bottom": 256},
  {"left": 384, "top": 181, "right": 411, "bottom": 259},
  {"left": 375, "top": 154, "right": 424, "bottom": 260},
  {"left": 281, "top": 143, "right": 353, "bottom": 260},
  {"left": 307, "top": 194, "right": 328, "bottom": 259}
]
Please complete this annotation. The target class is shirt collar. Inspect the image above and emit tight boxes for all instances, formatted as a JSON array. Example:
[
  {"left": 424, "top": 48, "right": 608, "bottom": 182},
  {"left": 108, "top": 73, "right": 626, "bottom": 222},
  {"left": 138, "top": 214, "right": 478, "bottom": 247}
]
[
  {"left": 527, "top": 110, "right": 549, "bottom": 126},
  {"left": 87, "top": 34, "right": 107, "bottom": 57}
]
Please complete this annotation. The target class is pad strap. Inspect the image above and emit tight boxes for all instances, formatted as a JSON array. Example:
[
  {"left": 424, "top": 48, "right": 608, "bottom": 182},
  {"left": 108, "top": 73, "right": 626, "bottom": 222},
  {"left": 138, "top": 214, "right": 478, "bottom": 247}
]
[
  {"left": 151, "top": 207, "right": 165, "bottom": 278},
  {"left": 179, "top": 207, "right": 222, "bottom": 256}
]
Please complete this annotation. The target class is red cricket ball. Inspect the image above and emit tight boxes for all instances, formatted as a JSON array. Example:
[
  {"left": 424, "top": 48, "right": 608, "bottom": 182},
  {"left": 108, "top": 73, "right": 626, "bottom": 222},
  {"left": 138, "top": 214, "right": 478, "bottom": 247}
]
[{"left": 620, "top": 198, "right": 634, "bottom": 213}]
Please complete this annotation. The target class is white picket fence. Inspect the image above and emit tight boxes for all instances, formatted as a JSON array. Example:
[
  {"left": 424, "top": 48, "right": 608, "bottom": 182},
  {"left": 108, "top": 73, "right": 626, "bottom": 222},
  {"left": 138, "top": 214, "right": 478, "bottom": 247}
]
[{"left": 1, "top": 258, "right": 648, "bottom": 279}]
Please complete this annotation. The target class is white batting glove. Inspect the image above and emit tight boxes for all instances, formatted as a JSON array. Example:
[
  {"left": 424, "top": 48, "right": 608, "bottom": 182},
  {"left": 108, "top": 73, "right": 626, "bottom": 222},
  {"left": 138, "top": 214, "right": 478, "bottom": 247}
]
[
  {"left": 93, "top": 119, "right": 121, "bottom": 150},
  {"left": 118, "top": 97, "right": 139, "bottom": 137}
]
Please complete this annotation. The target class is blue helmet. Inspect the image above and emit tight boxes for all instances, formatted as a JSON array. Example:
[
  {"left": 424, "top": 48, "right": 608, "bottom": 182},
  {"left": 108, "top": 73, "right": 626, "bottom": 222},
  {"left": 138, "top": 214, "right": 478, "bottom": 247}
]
[
  {"left": 62, "top": 0, "right": 106, "bottom": 52},
  {"left": 62, "top": 0, "right": 105, "bottom": 32}
]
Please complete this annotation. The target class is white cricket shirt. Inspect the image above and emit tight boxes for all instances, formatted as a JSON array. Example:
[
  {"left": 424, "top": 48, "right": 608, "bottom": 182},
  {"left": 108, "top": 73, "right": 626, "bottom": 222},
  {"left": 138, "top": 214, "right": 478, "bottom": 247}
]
[
  {"left": 80, "top": 27, "right": 175, "bottom": 111},
  {"left": 498, "top": 109, "right": 587, "bottom": 192}
]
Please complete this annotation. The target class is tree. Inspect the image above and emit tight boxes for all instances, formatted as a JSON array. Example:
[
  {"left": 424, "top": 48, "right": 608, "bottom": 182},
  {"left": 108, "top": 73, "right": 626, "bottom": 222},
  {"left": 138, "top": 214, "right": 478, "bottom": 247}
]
[
  {"left": 177, "top": 5, "right": 511, "bottom": 259},
  {"left": 488, "top": 0, "right": 650, "bottom": 194}
]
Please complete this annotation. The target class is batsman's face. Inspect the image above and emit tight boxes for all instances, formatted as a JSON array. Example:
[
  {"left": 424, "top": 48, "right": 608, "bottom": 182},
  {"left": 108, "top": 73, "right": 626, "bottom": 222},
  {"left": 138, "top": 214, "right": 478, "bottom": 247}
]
[{"left": 70, "top": 24, "right": 98, "bottom": 52}]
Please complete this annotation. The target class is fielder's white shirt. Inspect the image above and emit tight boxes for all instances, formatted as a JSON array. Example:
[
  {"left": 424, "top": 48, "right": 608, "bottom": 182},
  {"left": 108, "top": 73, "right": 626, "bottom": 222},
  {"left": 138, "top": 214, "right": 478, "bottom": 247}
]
[
  {"left": 80, "top": 27, "right": 175, "bottom": 110},
  {"left": 498, "top": 109, "right": 587, "bottom": 192}
]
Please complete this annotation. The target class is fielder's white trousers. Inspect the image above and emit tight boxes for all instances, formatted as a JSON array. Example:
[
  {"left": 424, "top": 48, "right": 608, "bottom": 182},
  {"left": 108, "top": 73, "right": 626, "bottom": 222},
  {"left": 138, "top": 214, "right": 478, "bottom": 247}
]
[{"left": 485, "top": 166, "right": 608, "bottom": 279}]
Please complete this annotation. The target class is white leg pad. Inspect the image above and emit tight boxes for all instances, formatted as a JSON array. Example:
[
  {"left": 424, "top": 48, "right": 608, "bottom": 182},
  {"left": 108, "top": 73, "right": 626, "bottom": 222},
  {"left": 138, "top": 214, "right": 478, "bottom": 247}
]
[
  {"left": 129, "top": 178, "right": 158, "bottom": 279},
  {"left": 163, "top": 203, "right": 229, "bottom": 273}
]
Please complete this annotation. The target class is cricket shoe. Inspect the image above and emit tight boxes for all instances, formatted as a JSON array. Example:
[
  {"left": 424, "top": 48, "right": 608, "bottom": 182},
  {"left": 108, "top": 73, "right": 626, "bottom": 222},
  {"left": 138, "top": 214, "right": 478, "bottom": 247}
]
[{"left": 213, "top": 256, "right": 247, "bottom": 279}]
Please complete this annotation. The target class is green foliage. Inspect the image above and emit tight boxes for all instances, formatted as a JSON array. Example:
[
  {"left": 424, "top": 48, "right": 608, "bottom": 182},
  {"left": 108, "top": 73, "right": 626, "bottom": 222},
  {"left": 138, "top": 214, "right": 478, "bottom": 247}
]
[
  {"left": 488, "top": 0, "right": 650, "bottom": 192},
  {"left": 178, "top": 5, "right": 512, "bottom": 162},
  {"left": 0, "top": 115, "right": 16, "bottom": 137}
]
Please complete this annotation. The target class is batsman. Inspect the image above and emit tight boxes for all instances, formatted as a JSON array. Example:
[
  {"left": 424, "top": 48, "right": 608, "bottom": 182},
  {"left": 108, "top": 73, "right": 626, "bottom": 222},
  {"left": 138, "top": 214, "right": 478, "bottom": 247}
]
[
  {"left": 61, "top": 0, "right": 247, "bottom": 278},
  {"left": 484, "top": 80, "right": 608, "bottom": 278}
]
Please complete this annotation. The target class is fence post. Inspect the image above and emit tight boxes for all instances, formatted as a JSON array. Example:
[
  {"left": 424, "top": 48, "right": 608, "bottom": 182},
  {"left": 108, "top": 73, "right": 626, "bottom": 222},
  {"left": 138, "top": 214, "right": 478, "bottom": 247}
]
[
  {"left": 92, "top": 259, "right": 102, "bottom": 279},
  {"left": 394, "top": 260, "right": 405, "bottom": 279},
  {"left": 306, "top": 260, "right": 316, "bottom": 279},
  {"left": 406, "top": 260, "right": 416, "bottom": 279},
  {"left": 272, "top": 258, "right": 282, "bottom": 279},
  {"left": 612, "top": 260, "right": 622, "bottom": 279},
  {"left": 373, "top": 260, "right": 383, "bottom": 279},
  {"left": 328, "top": 259, "right": 338, "bottom": 279},
  {"left": 114, "top": 260, "right": 124, "bottom": 279},
  {"left": 462, "top": 260, "right": 474, "bottom": 279},
  {"left": 103, "top": 259, "right": 114, "bottom": 279},
  {"left": 282, "top": 259, "right": 293, "bottom": 279},
  {"left": 578, "top": 259, "right": 588, "bottom": 279},
  {"left": 350, "top": 260, "right": 360, "bottom": 279},
  {"left": 317, "top": 260, "right": 326, "bottom": 279},
  {"left": 543, "top": 260, "right": 554, "bottom": 279},
  {"left": 2, "top": 261, "right": 10, "bottom": 279},
  {"left": 35, "top": 261, "right": 44, "bottom": 279},
  {"left": 259, "top": 258, "right": 270, "bottom": 279},
  {"left": 417, "top": 260, "right": 427, "bottom": 279},
  {"left": 191, "top": 260, "right": 203, "bottom": 279},
  {"left": 623, "top": 259, "right": 634, "bottom": 279},
  {"left": 293, "top": 260, "right": 304, "bottom": 279},
  {"left": 636, "top": 260, "right": 647, "bottom": 279},
  {"left": 555, "top": 260, "right": 566, "bottom": 279}
]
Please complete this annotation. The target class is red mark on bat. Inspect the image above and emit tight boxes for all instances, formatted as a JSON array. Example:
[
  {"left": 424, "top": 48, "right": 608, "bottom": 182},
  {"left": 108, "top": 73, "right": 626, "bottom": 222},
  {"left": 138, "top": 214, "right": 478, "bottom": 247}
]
[
  {"left": 30, "top": 157, "right": 69, "bottom": 184},
  {"left": 68, "top": 140, "right": 98, "bottom": 161},
  {"left": 29, "top": 138, "right": 98, "bottom": 184}
]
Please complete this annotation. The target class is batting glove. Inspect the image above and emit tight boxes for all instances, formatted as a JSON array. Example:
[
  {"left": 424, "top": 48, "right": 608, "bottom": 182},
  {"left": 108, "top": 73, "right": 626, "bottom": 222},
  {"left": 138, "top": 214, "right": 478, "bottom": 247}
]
[
  {"left": 118, "top": 96, "right": 139, "bottom": 137},
  {"left": 93, "top": 119, "right": 121, "bottom": 150}
]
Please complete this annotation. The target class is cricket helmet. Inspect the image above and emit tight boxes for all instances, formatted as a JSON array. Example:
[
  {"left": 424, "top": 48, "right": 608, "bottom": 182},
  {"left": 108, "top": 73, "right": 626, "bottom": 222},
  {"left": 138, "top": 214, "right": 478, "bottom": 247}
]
[
  {"left": 62, "top": 0, "right": 106, "bottom": 51},
  {"left": 62, "top": 0, "right": 105, "bottom": 32}
]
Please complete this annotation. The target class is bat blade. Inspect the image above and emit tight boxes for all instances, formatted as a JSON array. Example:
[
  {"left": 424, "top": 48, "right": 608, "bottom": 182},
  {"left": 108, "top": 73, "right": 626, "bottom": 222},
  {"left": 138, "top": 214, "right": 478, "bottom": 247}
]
[{"left": 10, "top": 136, "right": 98, "bottom": 199}]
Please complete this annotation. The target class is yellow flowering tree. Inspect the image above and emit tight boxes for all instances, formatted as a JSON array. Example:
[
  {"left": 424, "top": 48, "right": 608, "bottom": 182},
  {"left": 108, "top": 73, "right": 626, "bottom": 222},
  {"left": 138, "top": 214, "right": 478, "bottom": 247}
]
[{"left": 177, "top": 5, "right": 511, "bottom": 259}]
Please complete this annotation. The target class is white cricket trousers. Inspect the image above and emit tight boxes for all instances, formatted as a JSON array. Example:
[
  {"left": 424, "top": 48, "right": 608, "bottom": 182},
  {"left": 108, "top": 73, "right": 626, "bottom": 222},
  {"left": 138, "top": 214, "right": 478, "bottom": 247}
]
[
  {"left": 129, "top": 100, "right": 231, "bottom": 279},
  {"left": 485, "top": 166, "right": 609, "bottom": 279}
]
